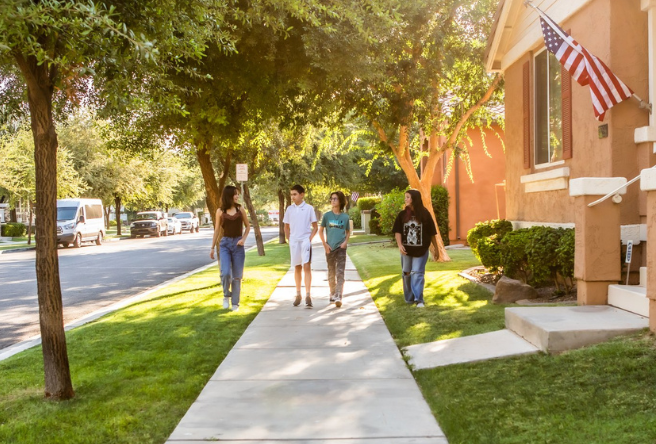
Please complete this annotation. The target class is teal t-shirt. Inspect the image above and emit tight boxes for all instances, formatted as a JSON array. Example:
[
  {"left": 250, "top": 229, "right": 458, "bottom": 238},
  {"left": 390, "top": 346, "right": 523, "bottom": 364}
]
[{"left": 321, "top": 211, "right": 350, "bottom": 250}]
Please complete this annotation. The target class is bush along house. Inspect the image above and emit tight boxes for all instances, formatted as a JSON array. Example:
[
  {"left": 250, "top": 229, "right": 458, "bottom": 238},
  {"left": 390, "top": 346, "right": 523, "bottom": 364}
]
[{"left": 484, "top": 0, "right": 656, "bottom": 332}]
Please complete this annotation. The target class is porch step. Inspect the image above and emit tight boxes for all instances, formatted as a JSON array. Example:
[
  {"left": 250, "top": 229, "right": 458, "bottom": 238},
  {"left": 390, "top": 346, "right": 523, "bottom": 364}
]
[
  {"left": 608, "top": 284, "right": 650, "bottom": 317},
  {"left": 404, "top": 330, "right": 539, "bottom": 370},
  {"left": 506, "top": 306, "right": 648, "bottom": 353}
]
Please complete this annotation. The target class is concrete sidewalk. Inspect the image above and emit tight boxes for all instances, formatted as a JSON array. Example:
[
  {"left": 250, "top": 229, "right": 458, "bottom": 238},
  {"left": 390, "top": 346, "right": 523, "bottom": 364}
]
[{"left": 166, "top": 243, "right": 447, "bottom": 443}]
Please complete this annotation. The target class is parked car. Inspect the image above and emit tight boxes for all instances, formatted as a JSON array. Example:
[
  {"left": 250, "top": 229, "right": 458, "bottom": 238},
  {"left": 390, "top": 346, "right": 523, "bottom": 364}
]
[
  {"left": 167, "top": 217, "right": 182, "bottom": 235},
  {"left": 56, "top": 198, "right": 105, "bottom": 248},
  {"left": 174, "top": 212, "right": 200, "bottom": 233},
  {"left": 130, "top": 211, "right": 168, "bottom": 238}
]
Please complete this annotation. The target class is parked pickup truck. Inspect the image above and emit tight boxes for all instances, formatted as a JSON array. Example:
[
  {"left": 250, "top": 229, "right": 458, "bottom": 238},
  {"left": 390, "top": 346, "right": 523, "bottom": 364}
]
[
  {"left": 130, "top": 211, "right": 168, "bottom": 238},
  {"left": 173, "top": 212, "right": 200, "bottom": 233}
]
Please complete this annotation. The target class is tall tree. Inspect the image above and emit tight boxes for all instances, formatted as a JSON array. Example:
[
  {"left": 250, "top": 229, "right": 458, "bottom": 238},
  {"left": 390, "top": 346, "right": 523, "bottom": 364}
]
[
  {"left": 309, "top": 0, "right": 503, "bottom": 261},
  {"left": 0, "top": 0, "right": 213, "bottom": 399}
]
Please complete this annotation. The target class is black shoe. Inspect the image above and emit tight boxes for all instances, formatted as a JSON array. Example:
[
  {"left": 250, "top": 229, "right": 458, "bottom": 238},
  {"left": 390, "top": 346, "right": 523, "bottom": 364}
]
[
  {"left": 293, "top": 295, "right": 302, "bottom": 306},
  {"left": 305, "top": 296, "right": 313, "bottom": 307}
]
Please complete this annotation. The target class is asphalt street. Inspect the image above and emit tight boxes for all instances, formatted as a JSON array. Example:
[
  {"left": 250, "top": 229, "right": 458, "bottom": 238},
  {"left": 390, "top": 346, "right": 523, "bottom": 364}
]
[{"left": 0, "top": 226, "right": 280, "bottom": 350}]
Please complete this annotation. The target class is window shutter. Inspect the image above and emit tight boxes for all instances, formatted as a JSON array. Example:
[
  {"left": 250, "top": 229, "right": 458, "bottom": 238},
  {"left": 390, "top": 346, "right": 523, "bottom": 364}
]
[
  {"left": 523, "top": 61, "right": 531, "bottom": 169},
  {"left": 561, "top": 55, "right": 573, "bottom": 160}
]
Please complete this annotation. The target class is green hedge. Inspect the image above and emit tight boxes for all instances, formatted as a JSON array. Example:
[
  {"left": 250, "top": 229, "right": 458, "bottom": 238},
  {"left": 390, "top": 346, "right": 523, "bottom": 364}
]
[
  {"left": 357, "top": 197, "right": 381, "bottom": 211},
  {"left": 376, "top": 187, "right": 449, "bottom": 245},
  {"left": 1, "top": 223, "right": 26, "bottom": 237},
  {"left": 431, "top": 186, "right": 450, "bottom": 246},
  {"left": 348, "top": 206, "right": 362, "bottom": 229},
  {"left": 467, "top": 220, "right": 576, "bottom": 291},
  {"left": 377, "top": 189, "right": 405, "bottom": 235},
  {"left": 467, "top": 219, "right": 513, "bottom": 271}
]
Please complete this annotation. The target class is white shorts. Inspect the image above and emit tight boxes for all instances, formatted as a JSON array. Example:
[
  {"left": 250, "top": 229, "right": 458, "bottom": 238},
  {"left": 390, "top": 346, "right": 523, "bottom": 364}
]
[{"left": 290, "top": 238, "right": 312, "bottom": 266}]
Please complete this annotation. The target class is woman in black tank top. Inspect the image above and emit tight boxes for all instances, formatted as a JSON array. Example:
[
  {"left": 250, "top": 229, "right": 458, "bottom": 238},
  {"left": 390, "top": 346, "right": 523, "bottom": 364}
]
[{"left": 210, "top": 186, "right": 251, "bottom": 311}]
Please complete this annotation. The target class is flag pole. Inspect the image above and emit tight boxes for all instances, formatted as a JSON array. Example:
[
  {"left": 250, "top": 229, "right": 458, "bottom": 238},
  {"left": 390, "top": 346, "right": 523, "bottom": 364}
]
[{"left": 523, "top": 0, "right": 652, "bottom": 114}]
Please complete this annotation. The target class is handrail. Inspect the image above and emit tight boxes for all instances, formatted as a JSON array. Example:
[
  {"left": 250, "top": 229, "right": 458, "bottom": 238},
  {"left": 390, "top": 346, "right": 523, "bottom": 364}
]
[{"left": 587, "top": 167, "right": 656, "bottom": 207}]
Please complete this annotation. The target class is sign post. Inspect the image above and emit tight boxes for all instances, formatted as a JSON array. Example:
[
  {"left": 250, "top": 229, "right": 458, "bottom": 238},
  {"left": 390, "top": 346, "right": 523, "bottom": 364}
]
[
  {"left": 236, "top": 164, "right": 248, "bottom": 196},
  {"left": 625, "top": 240, "right": 633, "bottom": 285}
]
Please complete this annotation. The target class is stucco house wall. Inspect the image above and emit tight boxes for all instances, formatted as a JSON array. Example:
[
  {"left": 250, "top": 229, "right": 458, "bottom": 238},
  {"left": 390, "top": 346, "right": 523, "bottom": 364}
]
[
  {"left": 432, "top": 126, "right": 506, "bottom": 243},
  {"left": 501, "top": 0, "right": 648, "bottom": 226}
]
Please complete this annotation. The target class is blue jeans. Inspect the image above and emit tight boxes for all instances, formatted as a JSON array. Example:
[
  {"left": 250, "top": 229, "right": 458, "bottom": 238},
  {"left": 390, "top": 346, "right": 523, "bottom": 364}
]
[
  {"left": 400, "top": 250, "right": 429, "bottom": 304},
  {"left": 219, "top": 236, "right": 246, "bottom": 306}
]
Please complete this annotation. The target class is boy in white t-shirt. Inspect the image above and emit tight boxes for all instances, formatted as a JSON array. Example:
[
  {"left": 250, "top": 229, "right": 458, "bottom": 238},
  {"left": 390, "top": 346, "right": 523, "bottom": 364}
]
[{"left": 283, "top": 184, "right": 318, "bottom": 307}]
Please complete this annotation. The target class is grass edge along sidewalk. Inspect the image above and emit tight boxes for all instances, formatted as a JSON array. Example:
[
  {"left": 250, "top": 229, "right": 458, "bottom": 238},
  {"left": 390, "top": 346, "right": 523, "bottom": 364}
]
[
  {"left": 0, "top": 241, "right": 290, "bottom": 444},
  {"left": 348, "top": 240, "right": 656, "bottom": 444}
]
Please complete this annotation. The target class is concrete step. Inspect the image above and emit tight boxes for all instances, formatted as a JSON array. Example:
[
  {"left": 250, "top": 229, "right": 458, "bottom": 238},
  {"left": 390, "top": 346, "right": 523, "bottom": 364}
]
[
  {"left": 506, "top": 306, "right": 648, "bottom": 353},
  {"left": 404, "top": 329, "right": 539, "bottom": 370},
  {"left": 640, "top": 266, "right": 647, "bottom": 288},
  {"left": 608, "top": 284, "right": 650, "bottom": 317}
]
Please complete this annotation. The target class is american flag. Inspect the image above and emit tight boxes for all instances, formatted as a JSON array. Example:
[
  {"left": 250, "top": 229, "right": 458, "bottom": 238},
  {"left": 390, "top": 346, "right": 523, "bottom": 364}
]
[{"left": 539, "top": 12, "right": 633, "bottom": 121}]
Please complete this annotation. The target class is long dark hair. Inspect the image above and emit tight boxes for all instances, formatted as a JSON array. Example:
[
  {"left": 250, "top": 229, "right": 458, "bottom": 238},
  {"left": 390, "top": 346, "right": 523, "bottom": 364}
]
[
  {"left": 220, "top": 185, "right": 240, "bottom": 212},
  {"left": 330, "top": 191, "right": 346, "bottom": 211},
  {"left": 403, "top": 189, "right": 427, "bottom": 222}
]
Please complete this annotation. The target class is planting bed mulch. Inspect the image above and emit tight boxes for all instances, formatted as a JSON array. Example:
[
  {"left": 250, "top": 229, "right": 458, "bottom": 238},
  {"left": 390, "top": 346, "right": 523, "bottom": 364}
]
[{"left": 464, "top": 266, "right": 577, "bottom": 304}]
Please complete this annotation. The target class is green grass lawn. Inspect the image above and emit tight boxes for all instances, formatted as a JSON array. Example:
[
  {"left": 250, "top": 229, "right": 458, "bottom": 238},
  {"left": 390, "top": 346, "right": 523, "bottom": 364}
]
[
  {"left": 105, "top": 228, "right": 131, "bottom": 239},
  {"left": 0, "top": 242, "right": 290, "bottom": 444},
  {"left": 348, "top": 243, "right": 656, "bottom": 444},
  {"left": 348, "top": 233, "right": 393, "bottom": 244}
]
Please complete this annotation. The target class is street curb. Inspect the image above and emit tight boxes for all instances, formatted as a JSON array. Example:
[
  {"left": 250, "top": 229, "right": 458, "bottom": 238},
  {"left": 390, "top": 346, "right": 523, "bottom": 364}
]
[
  {"left": 0, "top": 246, "right": 36, "bottom": 255},
  {"left": 0, "top": 236, "right": 277, "bottom": 362}
]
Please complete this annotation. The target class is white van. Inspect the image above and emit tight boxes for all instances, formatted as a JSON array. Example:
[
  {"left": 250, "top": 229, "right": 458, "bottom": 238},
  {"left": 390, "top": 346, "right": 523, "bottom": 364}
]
[{"left": 56, "top": 198, "right": 105, "bottom": 248}]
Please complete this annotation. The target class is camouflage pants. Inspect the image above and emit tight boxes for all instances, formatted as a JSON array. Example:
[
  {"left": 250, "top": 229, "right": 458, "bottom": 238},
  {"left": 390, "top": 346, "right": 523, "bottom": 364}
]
[{"left": 326, "top": 247, "right": 347, "bottom": 298}]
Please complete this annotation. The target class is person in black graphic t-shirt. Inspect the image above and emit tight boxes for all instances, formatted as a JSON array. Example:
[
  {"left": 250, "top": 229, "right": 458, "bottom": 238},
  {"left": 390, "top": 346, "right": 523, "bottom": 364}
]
[{"left": 392, "top": 189, "right": 438, "bottom": 308}]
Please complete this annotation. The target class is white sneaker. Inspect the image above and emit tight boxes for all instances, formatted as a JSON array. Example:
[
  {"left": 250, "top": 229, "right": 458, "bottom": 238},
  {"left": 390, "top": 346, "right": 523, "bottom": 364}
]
[
  {"left": 231, "top": 305, "right": 239, "bottom": 312},
  {"left": 416, "top": 303, "right": 425, "bottom": 308},
  {"left": 223, "top": 297, "right": 230, "bottom": 309}
]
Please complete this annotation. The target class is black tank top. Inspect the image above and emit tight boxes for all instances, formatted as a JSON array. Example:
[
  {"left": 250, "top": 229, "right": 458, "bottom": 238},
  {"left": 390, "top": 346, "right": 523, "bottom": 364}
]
[{"left": 222, "top": 208, "right": 243, "bottom": 237}]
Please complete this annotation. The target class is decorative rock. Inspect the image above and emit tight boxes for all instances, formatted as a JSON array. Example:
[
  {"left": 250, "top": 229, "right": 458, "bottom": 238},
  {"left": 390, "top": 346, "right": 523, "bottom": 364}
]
[{"left": 493, "top": 276, "right": 539, "bottom": 304}]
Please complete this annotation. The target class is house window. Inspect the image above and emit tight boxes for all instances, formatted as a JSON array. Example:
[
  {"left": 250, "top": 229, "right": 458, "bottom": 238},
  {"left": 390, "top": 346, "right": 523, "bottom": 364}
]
[{"left": 534, "top": 49, "right": 563, "bottom": 165}]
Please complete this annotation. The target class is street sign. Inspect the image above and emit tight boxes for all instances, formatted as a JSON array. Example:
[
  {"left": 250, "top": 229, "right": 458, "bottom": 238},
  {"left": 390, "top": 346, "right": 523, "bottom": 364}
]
[
  {"left": 236, "top": 164, "right": 248, "bottom": 182},
  {"left": 625, "top": 240, "right": 633, "bottom": 264},
  {"left": 351, "top": 191, "right": 359, "bottom": 203},
  {"left": 625, "top": 240, "right": 633, "bottom": 285}
]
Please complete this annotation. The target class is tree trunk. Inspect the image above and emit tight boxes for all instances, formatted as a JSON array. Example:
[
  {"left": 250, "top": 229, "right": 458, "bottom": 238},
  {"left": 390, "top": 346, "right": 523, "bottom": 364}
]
[
  {"left": 10, "top": 207, "right": 17, "bottom": 223},
  {"left": 242, "top": 183, "right": 265, "bottom": 256},
  {"left": 115, "top": 195, "right": 122, "bottom": 236},
  {"left": 278, "top": 189, "right": 286, "bottom": 244},
  {"left": 285, "top": 191, "right": 291, "bottom": 210},
  {"left": 217, "top": 151, "right": 231, "bottom": 205},
  {"left": 196, "top": 141, "right": 221, "bottom": 223},
  {"left": 376, "top": 122, "right": 450, "bottom": 261},
  {"left": 15, "top": 51, "right": 74, "bottom": 400},
  {"left": 104, "top": 206, "right": 111, "bottom": 230},
  {"left": 27, "top": 201, "right": 33, "bottom": 245}
]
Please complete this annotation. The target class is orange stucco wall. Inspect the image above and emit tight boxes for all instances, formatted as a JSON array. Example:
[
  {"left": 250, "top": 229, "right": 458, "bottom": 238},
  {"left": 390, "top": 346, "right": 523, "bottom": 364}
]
[
  {"left": 432, "top": 126, "right": 506, "bottom": 243},
  {"left": 504, "top": 0, "right": 649, "bottom": 225}
]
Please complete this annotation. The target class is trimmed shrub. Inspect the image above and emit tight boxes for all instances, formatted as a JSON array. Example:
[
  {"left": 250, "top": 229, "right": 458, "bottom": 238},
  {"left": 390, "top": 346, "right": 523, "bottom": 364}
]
[
  {"left": 109, "top": 219, "right": 117, "bottom": 227},
  {"left": 431, "top": 186, "right": 450, "bottom": 246},
  {"left": 348, "top": 206, "right": 362, "bottom": 229},
  {"left": 377, "top": 189, "right": 405, "bottom": 235},
  {"left": 525, "top": 226, "right": 565, "bottom": 286},
  {"left": 467, "top": 219, "right": 513, "bottom": 268},
  {"left": 2, "top": 222, "right": 27, "bottom": 237},
  {"left": 357, "top": 197, "right": 381, "bottom": 211},
  {"left": 499, "top": 229, "right": 531, "bottom": 282},
  {"left": 556, "top": 229, "right": 575, "bottom": 279},
  {"left": 369, "top": 217, "right": 382, "bottom": 235}
]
